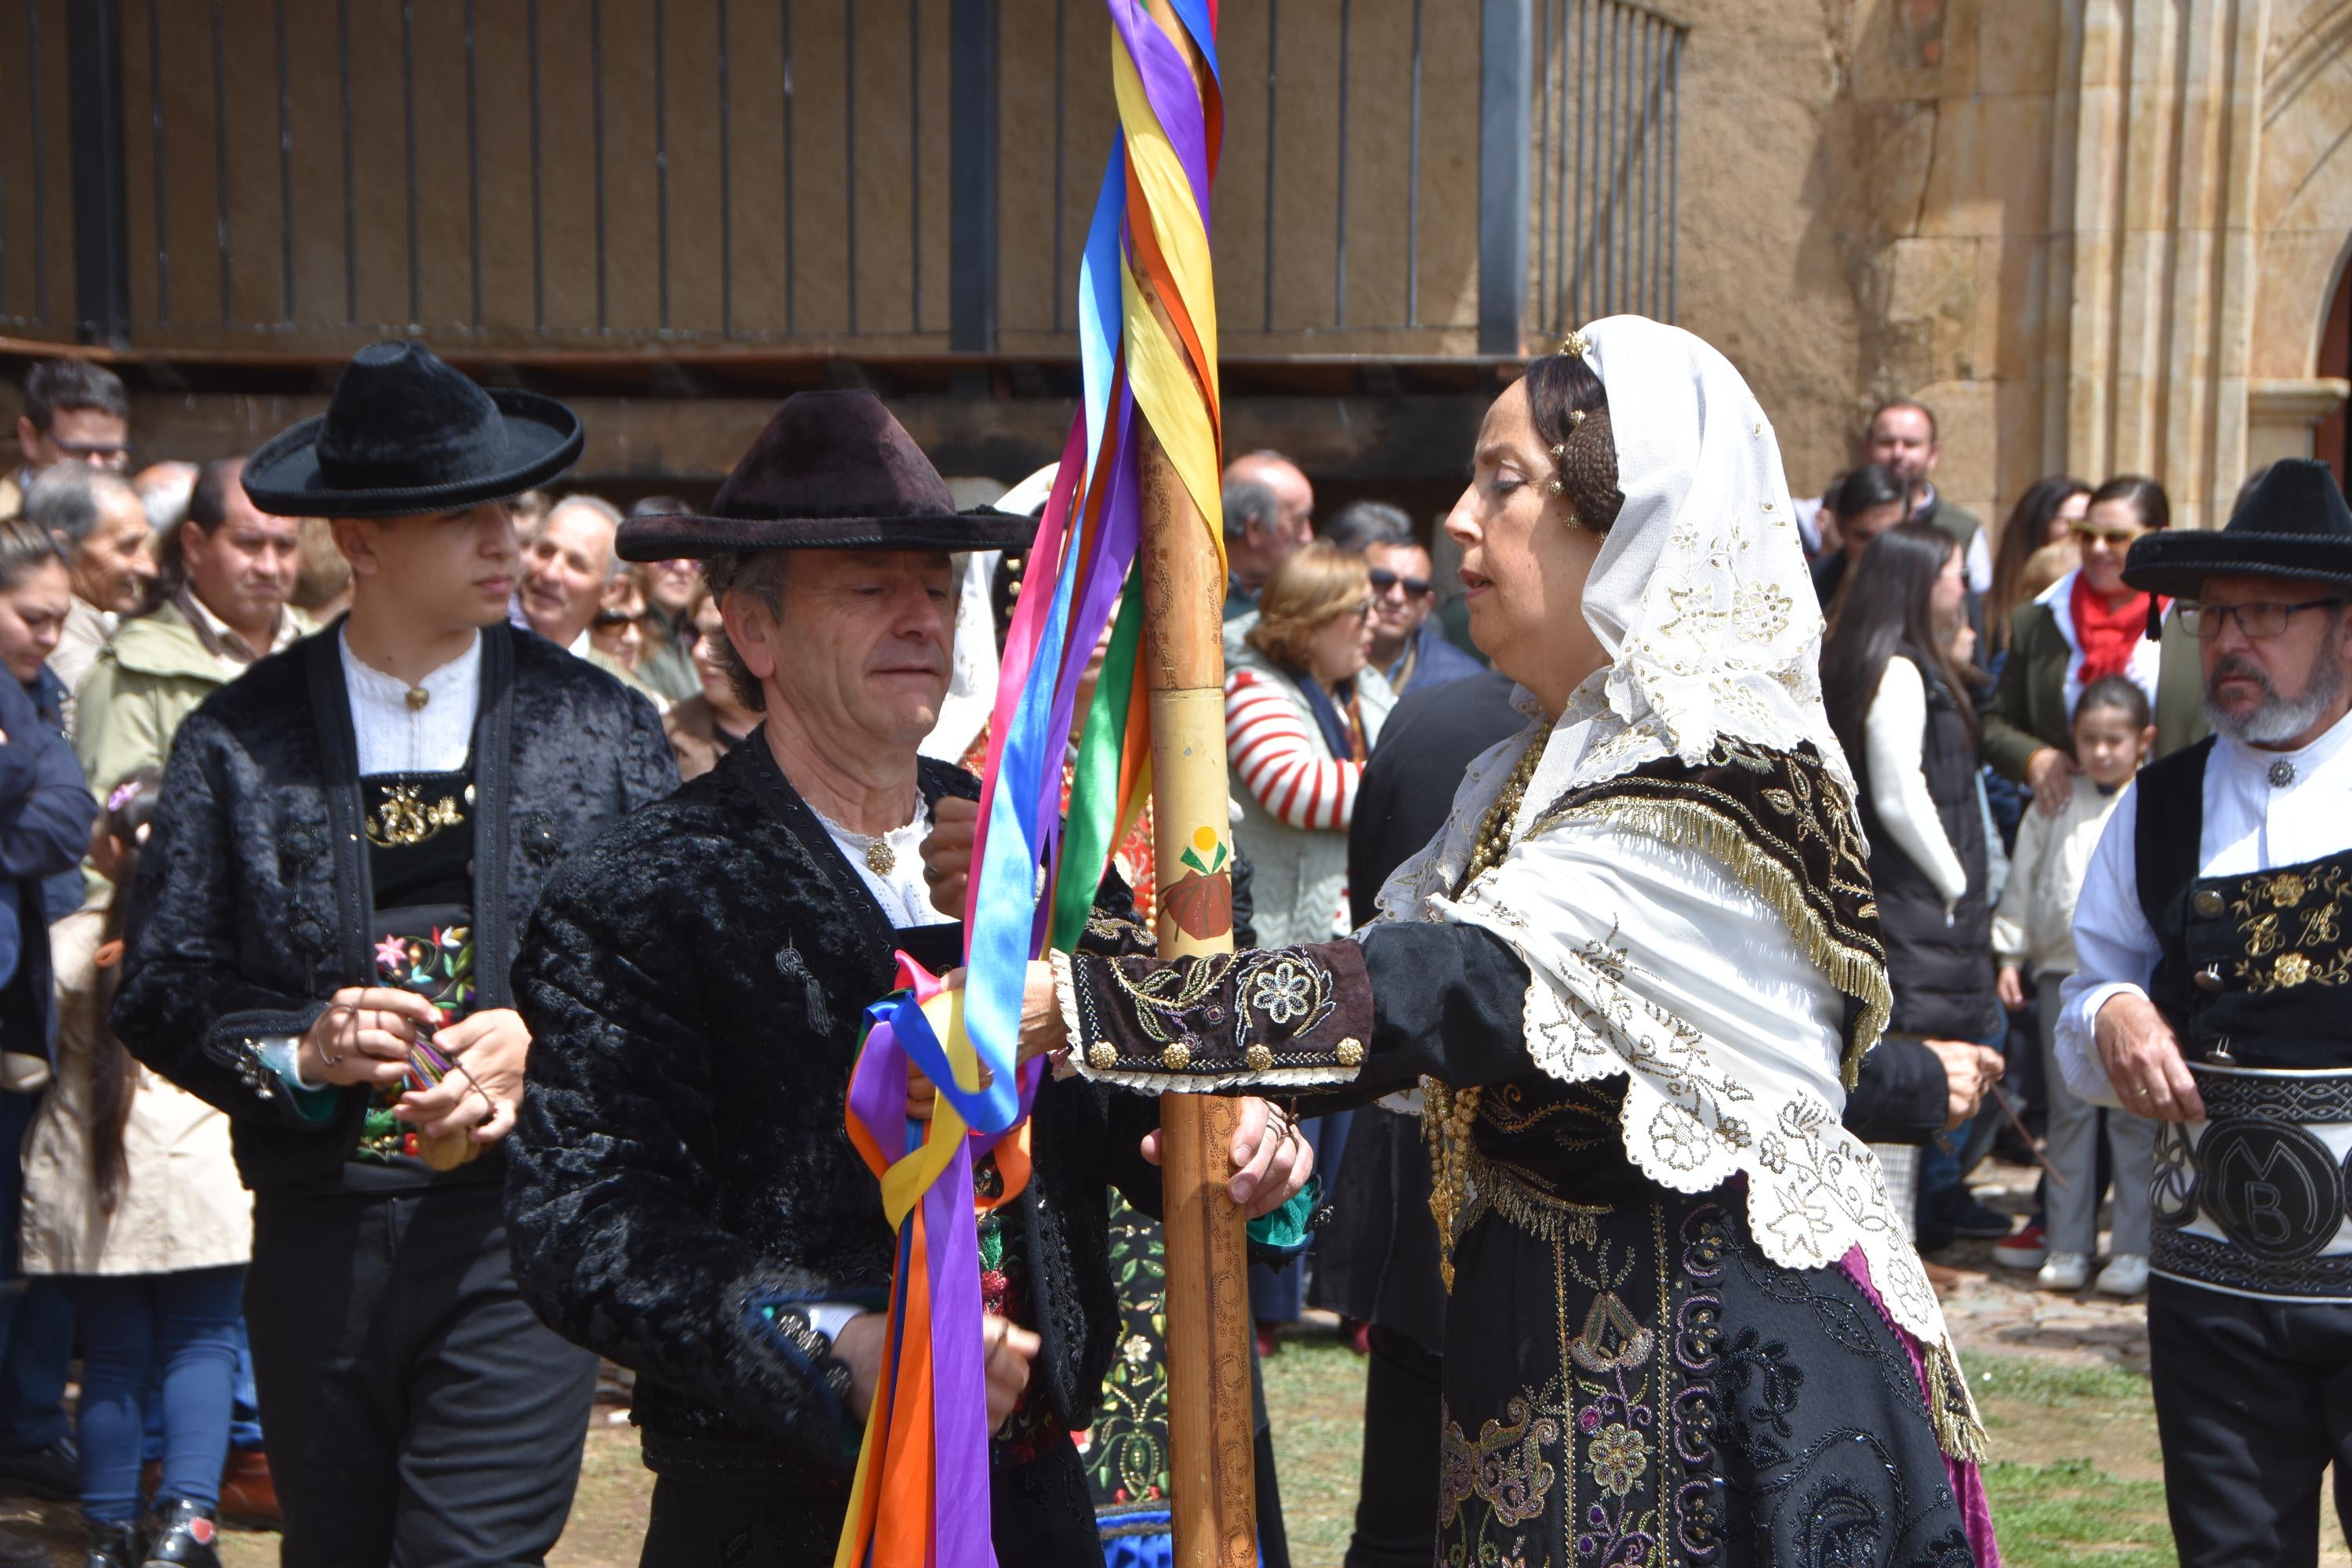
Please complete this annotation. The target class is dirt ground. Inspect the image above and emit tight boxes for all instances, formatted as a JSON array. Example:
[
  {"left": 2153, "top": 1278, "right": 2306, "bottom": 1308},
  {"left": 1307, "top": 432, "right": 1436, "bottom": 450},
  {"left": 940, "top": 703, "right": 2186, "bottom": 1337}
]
[{"left": 4, "top": 1158, "right": 2344, "bottom": 1566}]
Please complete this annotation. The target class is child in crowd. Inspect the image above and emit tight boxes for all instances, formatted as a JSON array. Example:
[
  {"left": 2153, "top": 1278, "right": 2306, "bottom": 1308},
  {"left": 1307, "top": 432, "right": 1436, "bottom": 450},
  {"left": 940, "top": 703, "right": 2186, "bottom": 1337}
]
[
  {"left": 1993, "top": 676, "right": 2158, "bottom": 1295},
  {"left": 20, "top": 770, "right": 250, "bottom": 1567}
]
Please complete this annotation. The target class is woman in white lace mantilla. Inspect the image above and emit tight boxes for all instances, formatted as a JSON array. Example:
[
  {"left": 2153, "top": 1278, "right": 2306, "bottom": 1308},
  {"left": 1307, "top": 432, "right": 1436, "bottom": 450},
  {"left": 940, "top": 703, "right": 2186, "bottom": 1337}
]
[{"left": 1043, "top": 318, "right": 2001, "bottom": 1566}]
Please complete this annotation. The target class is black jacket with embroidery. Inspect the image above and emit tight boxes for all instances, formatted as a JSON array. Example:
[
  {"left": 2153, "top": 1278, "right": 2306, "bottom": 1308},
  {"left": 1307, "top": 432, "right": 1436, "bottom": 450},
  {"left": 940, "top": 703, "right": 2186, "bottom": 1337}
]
[
  {"left": 506, "top": 733, "right": 1163, "bottom": 1493},
  {"left": 111, "top": 624, "right": 679, "bottom": 1190}
]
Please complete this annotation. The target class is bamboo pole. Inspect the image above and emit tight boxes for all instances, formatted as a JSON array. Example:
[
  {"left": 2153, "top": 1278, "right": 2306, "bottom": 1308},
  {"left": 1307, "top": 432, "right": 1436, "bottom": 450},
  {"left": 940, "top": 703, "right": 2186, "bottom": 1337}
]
[{"left": 1137, "top": 416, "right": 1256, "bottom": 1567}]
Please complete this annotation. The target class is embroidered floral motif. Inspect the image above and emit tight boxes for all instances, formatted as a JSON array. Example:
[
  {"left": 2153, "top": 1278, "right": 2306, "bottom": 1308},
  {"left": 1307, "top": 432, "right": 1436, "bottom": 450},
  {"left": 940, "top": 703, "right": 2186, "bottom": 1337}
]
[
  {"left": 1246, "top": 958, "right": 1319, "bottom": 1026},
  {"left": 1588, "top": 1422, "right": 1650, "bottom": 1497},
  {"left": 1439, "top": 1392, "right": 1559, "bottom": 1530}
]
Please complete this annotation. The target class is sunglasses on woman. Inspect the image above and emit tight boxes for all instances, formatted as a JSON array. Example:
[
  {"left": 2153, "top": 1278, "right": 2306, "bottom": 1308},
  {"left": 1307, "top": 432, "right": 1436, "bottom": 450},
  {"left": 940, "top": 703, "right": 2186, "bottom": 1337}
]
[
  {"left": 1368, "top": 567, "right": 1434, "bottom": 597},
  {"left": 2067, "top": 521, "right": 2145, "bottom": 546}
]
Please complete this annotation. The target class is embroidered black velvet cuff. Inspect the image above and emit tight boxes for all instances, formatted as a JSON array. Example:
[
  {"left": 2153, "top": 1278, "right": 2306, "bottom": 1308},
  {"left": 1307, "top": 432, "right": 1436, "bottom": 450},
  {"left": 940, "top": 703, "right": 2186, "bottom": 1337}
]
[{"left": 1058, "top": 941, "right": 1374, "bottom": 1091}]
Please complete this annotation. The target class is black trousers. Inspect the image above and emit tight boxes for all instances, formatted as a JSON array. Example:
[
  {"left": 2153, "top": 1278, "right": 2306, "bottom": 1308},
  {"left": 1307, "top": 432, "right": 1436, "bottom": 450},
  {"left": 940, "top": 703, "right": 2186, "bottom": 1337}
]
[
  {"left": 2148, "top": 1276, "right": 2352, "bottom": 1566},
  {"left": 245, "top": 1181, "right": 598, "bottom": 1568},
  {"left": 1344, "top": 1325, "right": 1442, "bottom": 1568},
  {"left": 639, "top": 1432, "right": 1100, "bottom": 1566}
]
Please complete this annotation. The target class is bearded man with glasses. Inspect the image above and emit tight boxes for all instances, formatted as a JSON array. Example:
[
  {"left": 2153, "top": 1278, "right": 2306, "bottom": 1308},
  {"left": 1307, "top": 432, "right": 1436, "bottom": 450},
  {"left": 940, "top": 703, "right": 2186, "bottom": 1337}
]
[{"left": 2057, "top": 459, "right": 2352, "bottom": 1566}]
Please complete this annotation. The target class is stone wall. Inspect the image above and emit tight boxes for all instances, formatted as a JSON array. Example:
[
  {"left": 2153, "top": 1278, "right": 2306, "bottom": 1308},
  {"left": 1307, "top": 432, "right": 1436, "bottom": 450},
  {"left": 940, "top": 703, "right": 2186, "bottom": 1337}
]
[{"left": 1668, "top": 0, "right": 2352, "bottom": 536}]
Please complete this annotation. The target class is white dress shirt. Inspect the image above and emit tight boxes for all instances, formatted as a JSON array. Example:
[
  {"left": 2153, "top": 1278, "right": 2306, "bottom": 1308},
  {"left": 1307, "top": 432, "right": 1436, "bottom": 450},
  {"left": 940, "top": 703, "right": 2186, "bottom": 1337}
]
[
  {"left": 338, "top": 630, "right": 481, "bottom": 775},
  {"left": 2055, "top": 706, "right": 2352, "bottom": 1105}
]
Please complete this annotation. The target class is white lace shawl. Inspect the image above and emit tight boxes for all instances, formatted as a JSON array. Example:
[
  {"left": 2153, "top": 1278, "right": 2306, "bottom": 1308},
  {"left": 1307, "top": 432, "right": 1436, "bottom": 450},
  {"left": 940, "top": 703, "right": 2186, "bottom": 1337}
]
[
  {"left": 1365, "top": 318, "right": 1962, "bottom": 1369},
  {"left": 1369, "top": 690, "right": 1960, "bottom": 1367}
]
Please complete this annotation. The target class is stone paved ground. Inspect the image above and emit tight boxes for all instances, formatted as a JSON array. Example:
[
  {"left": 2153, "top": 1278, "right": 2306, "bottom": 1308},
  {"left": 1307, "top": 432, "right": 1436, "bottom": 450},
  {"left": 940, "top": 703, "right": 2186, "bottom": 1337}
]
[{"left": 1933, "top": 1154, "right": 2151, "bottom": 1367}]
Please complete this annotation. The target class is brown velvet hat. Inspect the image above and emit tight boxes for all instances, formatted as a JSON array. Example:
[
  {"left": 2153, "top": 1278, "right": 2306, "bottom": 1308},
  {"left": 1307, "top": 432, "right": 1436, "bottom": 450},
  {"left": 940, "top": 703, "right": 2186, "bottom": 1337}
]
[{"left": 616, "top": 390, "right": 1040, "bottom": 561}]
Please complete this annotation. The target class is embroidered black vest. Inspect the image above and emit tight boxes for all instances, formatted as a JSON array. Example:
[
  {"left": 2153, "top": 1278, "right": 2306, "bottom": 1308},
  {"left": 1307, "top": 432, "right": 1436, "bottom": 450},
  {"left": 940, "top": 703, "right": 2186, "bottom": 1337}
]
[
  {"left": 2136, "top": 736, "right": 2352, "bottom": 1300},
  {"left": 2136, "top": 737, "right": 2352, "bottom": 1072}
]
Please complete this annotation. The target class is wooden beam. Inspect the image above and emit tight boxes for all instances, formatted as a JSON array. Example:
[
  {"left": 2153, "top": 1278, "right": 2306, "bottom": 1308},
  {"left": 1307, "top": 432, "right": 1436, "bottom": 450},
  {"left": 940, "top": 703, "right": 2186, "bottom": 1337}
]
[{"left": 115, "top": 388, "right": 1500, "bottom": 486}]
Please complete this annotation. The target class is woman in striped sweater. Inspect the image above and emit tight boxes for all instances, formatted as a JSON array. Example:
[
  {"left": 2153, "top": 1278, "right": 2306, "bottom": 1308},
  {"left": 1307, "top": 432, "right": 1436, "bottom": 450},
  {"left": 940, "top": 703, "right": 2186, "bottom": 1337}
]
[
  {"left": 1227, "top": 541, "right": 1381, "bottom": 1348},
  {"left": 1226, "top": 543, "right": 1381, "bottom": 949}
]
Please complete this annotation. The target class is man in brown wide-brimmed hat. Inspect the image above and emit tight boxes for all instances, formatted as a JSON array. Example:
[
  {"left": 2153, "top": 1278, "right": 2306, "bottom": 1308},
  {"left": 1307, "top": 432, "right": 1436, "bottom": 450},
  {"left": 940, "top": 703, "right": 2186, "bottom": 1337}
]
[{"left": 506, "top": 390, "right": 1312, "bottom": 1565}]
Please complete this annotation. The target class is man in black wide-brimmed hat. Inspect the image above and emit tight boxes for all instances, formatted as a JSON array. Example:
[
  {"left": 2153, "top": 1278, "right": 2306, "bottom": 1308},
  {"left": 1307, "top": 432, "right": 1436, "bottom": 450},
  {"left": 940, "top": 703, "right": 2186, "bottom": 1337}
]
[
  {"left": 505, "top": 391, "right": 1312, "bottom": 1565},
  {"left": 2056, "top": 459, "right": 2352, "bottom": 1565},
  {"left": 111, "top": 340, "right": 677, "bottom": 1567}
]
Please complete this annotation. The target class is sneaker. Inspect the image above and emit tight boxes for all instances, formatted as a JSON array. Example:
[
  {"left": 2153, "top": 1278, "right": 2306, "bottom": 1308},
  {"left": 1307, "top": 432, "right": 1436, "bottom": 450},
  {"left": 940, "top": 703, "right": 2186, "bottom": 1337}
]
[
  {"left": 2037, "top": 1250, "right": 2091, "bottom": 1290},
  {"left": 1944, "top": 1195, "right": 2016, "bottom": 1241},
  {"left": 1991, "top": 1222, "right": 2048, "bottom": 1271},
  {"left": 2095, "top": 1253, "right": 2151, "bottom": 1298}
]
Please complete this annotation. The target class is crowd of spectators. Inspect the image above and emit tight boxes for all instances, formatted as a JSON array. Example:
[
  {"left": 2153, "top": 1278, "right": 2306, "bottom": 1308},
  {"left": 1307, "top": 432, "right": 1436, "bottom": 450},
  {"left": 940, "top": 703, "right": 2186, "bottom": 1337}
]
[{"left": 0, "top": 345, "right": 2313, "bottom": 1567}]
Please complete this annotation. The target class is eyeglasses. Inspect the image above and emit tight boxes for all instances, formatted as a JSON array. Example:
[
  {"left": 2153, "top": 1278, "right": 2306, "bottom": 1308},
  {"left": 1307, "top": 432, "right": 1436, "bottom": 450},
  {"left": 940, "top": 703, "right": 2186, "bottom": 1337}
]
[
  {"left": 592, "top": 608, "right": 647, "bottom": 630},
  {"left": 1347, "top": 601, "right": 1376, "bottom": 622},
  {"left": 2067, "top": 521, "right": 2145, "bottom": 546},
  {"left": 1367, "top": 567, "right": 1434, "bottom": 597},
  {"left": 2178, "top": 598, "right": 2348, "bottom": 640}
]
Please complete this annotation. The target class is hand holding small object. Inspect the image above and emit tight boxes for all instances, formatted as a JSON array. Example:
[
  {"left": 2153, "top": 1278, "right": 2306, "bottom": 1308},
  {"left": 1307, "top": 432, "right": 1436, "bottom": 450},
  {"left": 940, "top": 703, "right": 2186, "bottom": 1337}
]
[
  {"left": 395, "top": 1007, "right": 530, "bottom": 1148},
  {"left": 920, "top": 795, "right": 979, "bottom": 917},
  {"left": 298, "top": 987, "right": 436, "bottom": 1090}
]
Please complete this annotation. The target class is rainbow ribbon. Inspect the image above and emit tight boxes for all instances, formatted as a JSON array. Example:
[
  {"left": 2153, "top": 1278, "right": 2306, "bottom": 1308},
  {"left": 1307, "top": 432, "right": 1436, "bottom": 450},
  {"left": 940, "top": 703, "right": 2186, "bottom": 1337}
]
[{"left": 836, "top": 5, "right": 1225, "bottom": 1563}]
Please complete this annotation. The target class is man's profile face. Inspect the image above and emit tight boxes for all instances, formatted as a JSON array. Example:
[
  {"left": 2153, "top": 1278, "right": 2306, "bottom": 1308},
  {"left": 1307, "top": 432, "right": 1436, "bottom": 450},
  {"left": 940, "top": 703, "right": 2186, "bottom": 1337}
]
[
  {"left": 765, "top": 550, "right": 954, "bottom": 750},
  {"left": 2198, "top": 572, "right": 2352, "bottom": 745},
  {"left": 181, "top": 476, "right": 300, "bottom": 636},
  {"left": 1230, "top": 456, "right": 1316, "bottom": 546},
  {"left": 1865, "top": 407, "right": 1936, "bottom": 488},
  {"left": 522, "top": 503, "right": 619, "bottom": 647},
  {"left": 71, "top": 485, "right": 158, "bottom": 615},
  {"left": 1363, "top": 540, "right": 1436, "bottom": 646},
  {"left": 18, "top": 408, "right": 129, "bottom": 476}
]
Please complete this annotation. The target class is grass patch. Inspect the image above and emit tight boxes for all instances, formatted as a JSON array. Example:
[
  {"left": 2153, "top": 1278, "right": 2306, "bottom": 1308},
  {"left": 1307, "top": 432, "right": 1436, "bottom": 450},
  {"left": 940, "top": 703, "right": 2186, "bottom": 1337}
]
[
  {"left": 1981, "top": 1457, "right": 2176, "bottom": 1567},
  {"left": 1261, "top": 1337, "right": 1371, "bottom": 1568}
]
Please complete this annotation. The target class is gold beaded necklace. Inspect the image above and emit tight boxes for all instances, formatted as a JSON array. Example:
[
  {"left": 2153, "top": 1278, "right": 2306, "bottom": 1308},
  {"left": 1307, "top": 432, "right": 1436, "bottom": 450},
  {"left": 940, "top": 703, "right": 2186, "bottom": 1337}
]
[{"left": 1422, "top": 737, "right": 1544, "bottom": 1290}]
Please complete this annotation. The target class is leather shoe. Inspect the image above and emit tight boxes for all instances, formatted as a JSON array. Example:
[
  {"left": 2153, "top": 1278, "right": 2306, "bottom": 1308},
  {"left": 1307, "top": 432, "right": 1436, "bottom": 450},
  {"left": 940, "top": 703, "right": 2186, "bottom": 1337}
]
[
  {"left": 83, "top": 1519, "right": 140, "bottom": 1568},
  {"left": 0, "top": 1434, "right": 78, "bottom": 1501},
  {"left": 142, "top": 1497, "right": 222, "bottom": 1568}
]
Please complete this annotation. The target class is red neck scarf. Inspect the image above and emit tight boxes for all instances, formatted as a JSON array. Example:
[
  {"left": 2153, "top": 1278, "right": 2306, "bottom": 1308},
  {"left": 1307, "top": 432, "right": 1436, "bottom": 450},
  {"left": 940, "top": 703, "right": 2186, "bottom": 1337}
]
[{"left": 2070, "top": 572, "right": 2163, "bottom": 684}]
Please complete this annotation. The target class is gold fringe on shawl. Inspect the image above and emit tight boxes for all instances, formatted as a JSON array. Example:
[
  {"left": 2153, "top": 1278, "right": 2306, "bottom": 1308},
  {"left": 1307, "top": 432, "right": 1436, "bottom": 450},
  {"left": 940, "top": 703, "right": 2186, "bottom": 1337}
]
[{"left": 1540, "top": 793, "right": 1893, "bottom": 1089}]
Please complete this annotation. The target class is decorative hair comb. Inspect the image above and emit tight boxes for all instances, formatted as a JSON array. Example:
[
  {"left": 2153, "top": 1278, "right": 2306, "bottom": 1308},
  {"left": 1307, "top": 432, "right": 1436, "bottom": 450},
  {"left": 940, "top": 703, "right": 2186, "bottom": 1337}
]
[{"left": 1559, "top": 330, "right": 1590, "bottom": 358}]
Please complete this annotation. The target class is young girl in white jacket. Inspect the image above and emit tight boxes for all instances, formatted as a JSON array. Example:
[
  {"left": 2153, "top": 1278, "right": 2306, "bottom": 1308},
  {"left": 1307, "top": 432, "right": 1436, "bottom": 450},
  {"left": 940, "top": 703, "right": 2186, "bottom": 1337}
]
[{"left": 1993, "top": 675, "right": 2158, "bottom": 1295}]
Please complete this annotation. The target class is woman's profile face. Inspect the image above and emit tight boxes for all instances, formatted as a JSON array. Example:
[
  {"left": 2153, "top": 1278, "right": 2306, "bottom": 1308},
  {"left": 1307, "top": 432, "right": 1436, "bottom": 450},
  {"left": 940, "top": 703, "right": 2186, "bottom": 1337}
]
[
  {"left": 1929, "top": 543, "right": 1967, "bottom": 629},
  {"left": 2049, "top": 489, "right": 2090, "bottom": 545},
  {"left": 1443, "top": 379, "right": 1607, "bottom": 713},
  {"left": 1304, "top": 600, "right": 1373, "bottom": 688}
]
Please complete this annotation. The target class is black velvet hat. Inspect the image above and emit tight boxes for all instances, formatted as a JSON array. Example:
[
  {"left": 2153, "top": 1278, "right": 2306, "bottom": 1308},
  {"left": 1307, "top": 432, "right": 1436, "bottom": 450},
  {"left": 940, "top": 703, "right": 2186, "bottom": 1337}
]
[
  {"left": 616, "top": 390, "right": 1039, "bottom": 561},
  {"left": 241, "top": 339, "right": 583, "bottom": 518},
  {"left": 2124, "top": 459, "right": 2352, "bottom": 599}
]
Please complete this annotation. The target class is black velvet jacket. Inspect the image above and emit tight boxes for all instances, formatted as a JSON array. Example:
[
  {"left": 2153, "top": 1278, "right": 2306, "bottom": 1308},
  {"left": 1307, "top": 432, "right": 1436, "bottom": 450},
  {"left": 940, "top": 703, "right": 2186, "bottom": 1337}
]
[
  {"left": 111, "top": 625, "right": 678, "bottom": 1190},
  {"left": 506, "top": 734, "right": 1162, "bottom": 1490}
]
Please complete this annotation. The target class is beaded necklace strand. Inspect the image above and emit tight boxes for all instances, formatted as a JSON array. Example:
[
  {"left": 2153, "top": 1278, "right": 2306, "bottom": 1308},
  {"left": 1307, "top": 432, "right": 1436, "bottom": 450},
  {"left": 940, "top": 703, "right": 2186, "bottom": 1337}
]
[{"left": 1422, "top": 737, "right": 1545, "bottom": 1290}]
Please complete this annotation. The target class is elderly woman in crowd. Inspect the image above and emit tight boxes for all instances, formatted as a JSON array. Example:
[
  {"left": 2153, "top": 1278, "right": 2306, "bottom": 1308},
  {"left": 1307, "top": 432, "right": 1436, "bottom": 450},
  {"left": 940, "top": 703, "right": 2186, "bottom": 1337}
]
[{"left": 1026, "top": 317, "right": 2000, "bottom": 1565}]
